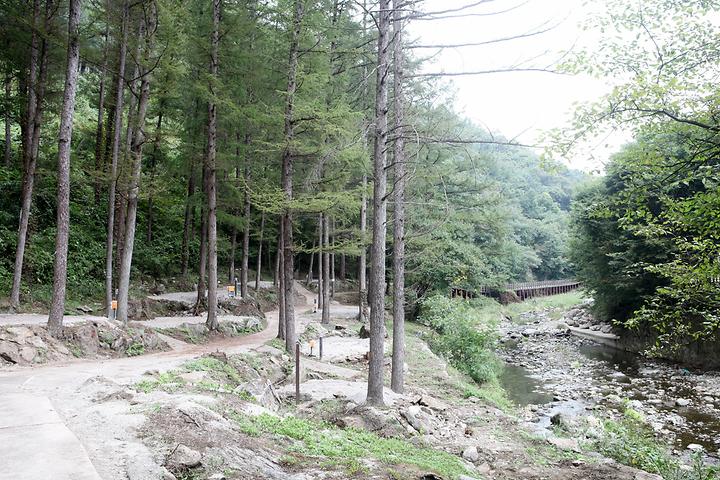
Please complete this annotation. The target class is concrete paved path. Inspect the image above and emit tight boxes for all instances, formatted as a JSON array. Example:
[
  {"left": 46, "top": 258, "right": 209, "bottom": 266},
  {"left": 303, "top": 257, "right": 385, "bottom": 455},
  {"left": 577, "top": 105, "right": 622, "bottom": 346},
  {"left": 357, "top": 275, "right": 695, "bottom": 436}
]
[
  {"left": 0, "top": 394, "right": 101, "bottom": 480},
  {"left": 0, "top": 281, "right": 365, "bottom": 479}
]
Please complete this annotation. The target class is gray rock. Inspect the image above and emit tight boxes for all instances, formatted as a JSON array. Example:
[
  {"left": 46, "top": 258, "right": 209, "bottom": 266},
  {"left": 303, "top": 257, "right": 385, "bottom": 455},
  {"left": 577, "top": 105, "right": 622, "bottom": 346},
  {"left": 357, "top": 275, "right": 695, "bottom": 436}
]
[
  {"left": 633, "top": 472, "right": 663, "bottom": 480},
  {"left": 461, "top": 445, "right": 479, "bottom": 463},
  {"left": 166, "top": 444, "right": 202, "bottom": 469},
  {"left": 548, "top": 437, "right": 579, "bottom": 451},
  {"left": 161, "top": 467, "right": 177, "bottom": 480},
  {"left": 675, "top": 398, "right": 691, "bottom": 407},
  {"left": 358, "top": 324, "right": 370, "bottom": 339},
  {"left": 19, "top": 346, "right": 37, "bottom": 363},
  {"left": 0, "top": 341, "right": 20, "bottom": 363},
  {"left": 687, "top": 443, "right": 704, "bottom": 452},
  {"left": 402, "top": 405, "right": 432, "bottom": 434}
]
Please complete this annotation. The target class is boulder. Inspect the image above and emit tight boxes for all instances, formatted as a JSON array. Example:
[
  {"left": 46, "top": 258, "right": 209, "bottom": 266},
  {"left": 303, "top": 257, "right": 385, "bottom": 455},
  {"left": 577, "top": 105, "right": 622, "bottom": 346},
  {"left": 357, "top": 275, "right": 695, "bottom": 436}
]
[
  {"left": 402, "top": 405, "right": 433, "bottom": 434},
  {"left": 461, "top": 445, "right": 479, "bottom": 463},
  {"left": 218, "top": 297, "right": 264, "bottom": 318},
  {"left": 166, "top": 444, "right": 202, "bottom": 470},
  {"left": 0, "top": 341, "right": 20, "bottom": 363},
  {"left": 548, "top": 437, "right": 580, "bottom": 451}
]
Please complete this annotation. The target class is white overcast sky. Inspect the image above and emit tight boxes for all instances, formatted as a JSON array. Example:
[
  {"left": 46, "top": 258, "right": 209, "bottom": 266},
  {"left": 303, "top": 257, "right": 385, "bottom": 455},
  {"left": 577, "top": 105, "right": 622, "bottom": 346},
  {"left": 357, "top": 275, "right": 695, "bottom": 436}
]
[{"left": 408, "top": 0, "right": 630, "bottom": 172}]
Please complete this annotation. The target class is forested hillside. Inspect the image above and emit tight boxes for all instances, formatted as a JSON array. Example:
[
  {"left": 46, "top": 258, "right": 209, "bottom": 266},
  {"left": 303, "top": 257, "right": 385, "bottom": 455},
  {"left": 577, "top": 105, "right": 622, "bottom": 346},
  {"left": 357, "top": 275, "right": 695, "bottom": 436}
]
[
  {"left": 562, "top": 0, "right": 720, "bottom": 359},
  {"left": 0, "top": 0, "right": 583, "bottom": 313}
]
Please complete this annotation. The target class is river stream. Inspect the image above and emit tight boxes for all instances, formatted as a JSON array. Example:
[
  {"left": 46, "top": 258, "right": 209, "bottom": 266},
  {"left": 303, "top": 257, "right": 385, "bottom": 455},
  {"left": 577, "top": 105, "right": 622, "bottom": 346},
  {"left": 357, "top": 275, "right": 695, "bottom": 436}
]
[{"left": 497, "top": 308, "right": 720, "bottom": 459}]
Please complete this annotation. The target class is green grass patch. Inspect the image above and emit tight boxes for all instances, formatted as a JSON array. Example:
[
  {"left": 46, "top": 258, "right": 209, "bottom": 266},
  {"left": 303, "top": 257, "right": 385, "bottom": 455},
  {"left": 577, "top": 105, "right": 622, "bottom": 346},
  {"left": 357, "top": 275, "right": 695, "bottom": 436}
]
[
  {"left": 230, "top": 413, "right": 472, "bottom": 479},
  {"left": 503, "top": 291, "right": 586, "bottom": 320},
  {"left": 134, "top": 371, "right": 185, "bottom": 393},
  {"left": 588, "top": 408, "right": 719, "bottom": 480},
  {"left": 184, "top": 357, "right": 244, "bottom": 383}
]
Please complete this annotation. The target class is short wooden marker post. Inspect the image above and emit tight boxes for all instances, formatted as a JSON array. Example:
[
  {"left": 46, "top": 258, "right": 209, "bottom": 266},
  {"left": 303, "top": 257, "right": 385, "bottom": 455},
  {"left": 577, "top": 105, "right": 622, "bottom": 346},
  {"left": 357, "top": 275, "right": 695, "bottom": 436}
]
[{"left": 319, "top": 336, "right": 323, "bottom": 361}]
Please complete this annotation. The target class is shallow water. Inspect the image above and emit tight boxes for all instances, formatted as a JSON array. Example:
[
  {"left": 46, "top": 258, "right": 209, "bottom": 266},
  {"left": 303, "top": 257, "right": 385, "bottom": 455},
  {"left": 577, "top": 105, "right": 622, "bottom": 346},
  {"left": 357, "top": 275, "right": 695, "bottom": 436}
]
[{"left": 500, "top": 338, "right": 720, "bottom": 453}]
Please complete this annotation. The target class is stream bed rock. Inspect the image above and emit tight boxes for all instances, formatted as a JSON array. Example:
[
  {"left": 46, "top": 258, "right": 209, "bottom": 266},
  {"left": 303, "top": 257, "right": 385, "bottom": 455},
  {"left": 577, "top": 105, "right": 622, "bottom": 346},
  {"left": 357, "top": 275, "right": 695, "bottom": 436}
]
[{"left": 498, "top": 305, "right": 720, "bottom": 460}]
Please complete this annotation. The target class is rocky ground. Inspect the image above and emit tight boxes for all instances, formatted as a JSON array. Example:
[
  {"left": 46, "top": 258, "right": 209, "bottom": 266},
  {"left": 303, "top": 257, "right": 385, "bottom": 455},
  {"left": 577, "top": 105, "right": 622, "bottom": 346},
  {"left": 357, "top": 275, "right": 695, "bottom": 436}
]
[
  {"left": 1, "top": 287, "right": 710, "bottom": 480},
  {"left": 0, "top": 319, "right": 170, "bottom": 365},
  {"left": 499, "top": 303, "right": 720, "bottom": 462}
]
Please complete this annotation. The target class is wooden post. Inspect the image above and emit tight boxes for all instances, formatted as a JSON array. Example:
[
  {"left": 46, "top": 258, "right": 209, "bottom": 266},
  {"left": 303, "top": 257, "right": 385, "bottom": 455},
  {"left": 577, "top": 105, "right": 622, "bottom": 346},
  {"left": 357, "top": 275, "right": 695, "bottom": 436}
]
[{"left": 319, "top": 336, "right": 323, "bottom": 361}]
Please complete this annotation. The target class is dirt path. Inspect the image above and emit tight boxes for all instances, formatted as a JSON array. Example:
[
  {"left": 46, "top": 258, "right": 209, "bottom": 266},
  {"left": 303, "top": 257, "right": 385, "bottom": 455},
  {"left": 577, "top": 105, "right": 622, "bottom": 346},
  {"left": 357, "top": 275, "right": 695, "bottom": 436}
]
[{"left": 0, "top": 281, "right": 326, "bottom": 480}]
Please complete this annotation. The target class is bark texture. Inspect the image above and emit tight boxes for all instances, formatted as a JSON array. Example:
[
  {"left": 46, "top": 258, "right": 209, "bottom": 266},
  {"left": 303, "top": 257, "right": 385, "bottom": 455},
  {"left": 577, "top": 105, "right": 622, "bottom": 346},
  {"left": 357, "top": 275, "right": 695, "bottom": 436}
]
[
  {"left": 104, "top": 1, "right": 129, "bottom": 316},
  {"left": 4, "top": 72, "right": 11, "bottom": 167},
  {"left": 322, "top": 212, "right": 331, "bottom": 324},
  {"left": 359, "top": 173, "right": 367, "bottom": 321},
  {"left": 241, "top": 164, "right": 251, "bottom": 298},
  {"left": 48, "top": 0, "right": 83, "bottom": 335},
  {"left": 391, "top": 0, "right": 406, "bottom": 394},
  {"left": 366, "top": 0, "right": 391, "bottom": 406},
  {"left": 116, "top": 11, "right": 153, "bottom": 324},
  {"left": 281, "top": 0, "right": 304, "bottom": 354},
  {"left": 205, "top": 0, "right": 221, "bottom": 331},
  {"left": 255, "top": 212, "right": 265, "bottom": 290}
]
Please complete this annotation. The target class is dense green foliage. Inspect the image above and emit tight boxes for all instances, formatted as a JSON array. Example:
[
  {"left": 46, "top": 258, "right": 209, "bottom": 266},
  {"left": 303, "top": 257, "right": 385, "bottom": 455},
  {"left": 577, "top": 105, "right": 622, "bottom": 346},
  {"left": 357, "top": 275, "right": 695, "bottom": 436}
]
[
  {"left": 417, "top": 294, "right": 500, "bottom": 384},
  {"left": 590, "top": 407, "right": 718, "bottom": 480},
  {"left": 404, "top": 120, "right": 584, "bottom": 302},
  {"left": 0, "top": 0, "right": 583, "bottom": 308},
  {"left": 563, "top": 0, "right": 720, "bottom": 355}
]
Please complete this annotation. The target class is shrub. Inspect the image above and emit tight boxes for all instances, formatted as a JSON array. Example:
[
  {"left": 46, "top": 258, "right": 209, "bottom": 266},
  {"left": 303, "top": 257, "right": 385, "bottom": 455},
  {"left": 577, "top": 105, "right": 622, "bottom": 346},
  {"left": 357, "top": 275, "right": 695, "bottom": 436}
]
[{"left": 418, "top": 295, "right": 500, "bottom": 384}]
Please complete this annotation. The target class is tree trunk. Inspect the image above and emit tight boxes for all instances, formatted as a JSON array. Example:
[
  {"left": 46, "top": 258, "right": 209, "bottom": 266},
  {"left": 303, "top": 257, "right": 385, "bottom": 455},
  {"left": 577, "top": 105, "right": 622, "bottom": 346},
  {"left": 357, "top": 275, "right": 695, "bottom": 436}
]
[
  {"left": 255, "top": 211, "right": 265, "bottom": 290},
  {"left": 306, "top": 237, "right": 315, "bottom": 285},
  {"left": 205, "top": 0, "right": 221, "bottom": 331},
  {"left": 115, "top": 29, "right": 143, "bottom": 280},
  {"left": 330, "top": 216, "right": 335, "bottom": 298},
  {"left": 47, "top": 0, "right": 82, "bottom": 335},
  {"left": 228, "top": 227, "right": 237, "bottom": 283},
  {"left": 340, "top": 253, "right": 345, "bottom": 282},
  {"left": 93, "top": 20, "right": 109, "bottom": 204},
  {"left": 322, "top": 212, "right": 330, "bottom": 324},
  {"left": 104, "top": 0, "right": 129, "bottom": 316},
  {"left": 391, "top": 0, "right": 406, "bottom": 394},
  {"left": 359, "top": 173, "right": 367, "bottom": 321},
  {"left": 241, "top": 163, "right": 251, "bottom": 298},
  {"left": 195, "top": 166, "right": 208, "bottom": 313},
  {"left": 146, "top": 107, "right": 163, "bottom": 244},
  {"left": 4, "top": 71, "right": 11, "bottom": 167},
  {"left": 116, "top": 12, "right": 153, "bottom": 324},
  {"left": 181, "top": 156, "right": 196, "bottom": 277},
  {"left": 281, "top": 0, "right": 304, "bottom": 354},
  {"left": 366, "top": 0, "right": 391, "bottom": 406},
  {"left": 277, "top": 220, "right": 285, "bottom": 339},
  {"left": 273, "top": 231, "right": 280, "bottom": 287},
  {"left": 10, "top": 0, "right": 51, "bottom": 308},
  {"left": 317, "top": 213, "right": 323, "bottom": 309}
]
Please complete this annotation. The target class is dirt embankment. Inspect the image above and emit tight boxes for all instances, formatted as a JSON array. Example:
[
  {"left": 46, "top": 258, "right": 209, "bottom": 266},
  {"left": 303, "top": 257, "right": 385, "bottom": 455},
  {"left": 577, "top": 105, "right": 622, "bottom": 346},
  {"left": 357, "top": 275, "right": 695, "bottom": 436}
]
[{"left": 0, "top": 320, "right": 169, "bottom": 366}]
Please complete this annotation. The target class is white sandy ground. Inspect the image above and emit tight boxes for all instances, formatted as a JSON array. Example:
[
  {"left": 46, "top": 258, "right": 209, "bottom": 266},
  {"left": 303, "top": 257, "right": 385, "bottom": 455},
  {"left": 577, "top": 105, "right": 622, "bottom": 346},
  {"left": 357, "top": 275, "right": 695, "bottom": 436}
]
[{"left": 0, "top": 283, "right": 379, "bottom": 480}]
